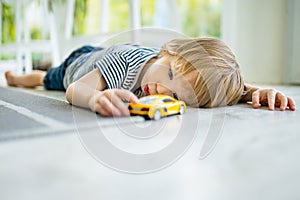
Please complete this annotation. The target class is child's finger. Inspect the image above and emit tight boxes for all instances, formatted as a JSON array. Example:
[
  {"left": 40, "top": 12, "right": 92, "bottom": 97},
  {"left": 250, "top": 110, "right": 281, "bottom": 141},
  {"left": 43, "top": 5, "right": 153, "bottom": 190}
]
[
  {"left": 267, "top": 89, "right": 276, "bottom": 110},
  {"left": 114, "top": 89, "right": 139, "bottom": 103},
  {"left": 279, "top": 93, "right": 288, "bottom": 111},
  {"left": 96, "top": 96, "right": 122, "bottom": 116},
  {"left": 252, "top": 91, "right": 261, "bottom": 108},
  {"left": 97, "top": 106, "right": 113, "bottom": 117},
  {"left": 110, "top": 93, "right": 130, "bottom": 116},
  {"left": 288, "top": 97, "right": 296, "bottom": 111},
  {"left": 129, "top": 95, "right": 139, "bottom": 103}
]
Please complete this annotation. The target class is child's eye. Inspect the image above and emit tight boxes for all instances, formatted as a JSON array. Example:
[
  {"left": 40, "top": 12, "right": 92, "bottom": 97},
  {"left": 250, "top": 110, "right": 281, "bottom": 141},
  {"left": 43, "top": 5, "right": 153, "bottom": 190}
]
[{"left": 168, "top": 69, "right": 174, "bottom": 80}]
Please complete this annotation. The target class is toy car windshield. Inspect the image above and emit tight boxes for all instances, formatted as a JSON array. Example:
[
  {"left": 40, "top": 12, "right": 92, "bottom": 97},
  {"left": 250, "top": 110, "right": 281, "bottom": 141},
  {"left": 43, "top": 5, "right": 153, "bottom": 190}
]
[{"left": 138, "top": 96, "right": 161, "bottom": 104}]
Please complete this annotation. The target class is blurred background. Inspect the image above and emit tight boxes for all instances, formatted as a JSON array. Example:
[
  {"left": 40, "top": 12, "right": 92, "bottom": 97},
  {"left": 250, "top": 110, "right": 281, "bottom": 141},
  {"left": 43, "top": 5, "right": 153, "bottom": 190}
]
[{"left": 0, "top": 0, "right": 299, "bottom": 85}]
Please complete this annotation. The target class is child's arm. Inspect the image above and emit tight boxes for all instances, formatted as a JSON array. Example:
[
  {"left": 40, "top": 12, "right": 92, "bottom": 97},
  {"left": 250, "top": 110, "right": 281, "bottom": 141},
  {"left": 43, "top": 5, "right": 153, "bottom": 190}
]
[
  {"left": 239, "top": 83, "right": 296, "bottom": 111},
  {"left": 66, "top": 69, "right": 139, "bottom": 116}
]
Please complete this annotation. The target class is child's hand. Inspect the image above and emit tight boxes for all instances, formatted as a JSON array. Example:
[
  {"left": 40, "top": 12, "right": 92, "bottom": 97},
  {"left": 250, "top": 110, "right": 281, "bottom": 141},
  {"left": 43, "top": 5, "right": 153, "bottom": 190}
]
[
  {"left": 252, "top": 88, "right": 296, "bottom": 111},
  {"left": 88, "top": 89, "right": 139, "bottom": 117}
]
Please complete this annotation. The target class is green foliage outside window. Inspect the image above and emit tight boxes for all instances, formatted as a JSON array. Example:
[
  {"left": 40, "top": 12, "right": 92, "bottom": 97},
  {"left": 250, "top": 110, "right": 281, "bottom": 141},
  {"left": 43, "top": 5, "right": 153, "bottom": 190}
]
[
  {"left": 180, "top": 0, "right": 222, "bottom": 37},
  {"left": 1, "top": 0, "right": 222, "bottom": 44},
  {"left": 73, "top": 0, "right": 87, "bottom": 35},
  {"left": 72, "top": 0, "right": 222, "bottom": 37},
  {"left": 1, "top": 3, "right": 15, "bottom": 44}
]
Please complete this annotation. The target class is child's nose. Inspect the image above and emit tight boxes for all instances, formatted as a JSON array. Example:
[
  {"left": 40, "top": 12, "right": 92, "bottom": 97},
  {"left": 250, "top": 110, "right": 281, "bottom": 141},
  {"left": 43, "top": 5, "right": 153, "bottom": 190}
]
[{"left": 157, "top": 84, "right": 173, "bottom": 96}]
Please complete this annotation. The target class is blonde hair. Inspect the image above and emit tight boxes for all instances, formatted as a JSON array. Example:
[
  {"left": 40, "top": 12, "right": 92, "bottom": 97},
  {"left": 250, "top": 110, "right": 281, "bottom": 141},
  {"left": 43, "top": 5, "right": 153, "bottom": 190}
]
[{"left": 159, "top": 38, "right": 245, "bottom": 108}]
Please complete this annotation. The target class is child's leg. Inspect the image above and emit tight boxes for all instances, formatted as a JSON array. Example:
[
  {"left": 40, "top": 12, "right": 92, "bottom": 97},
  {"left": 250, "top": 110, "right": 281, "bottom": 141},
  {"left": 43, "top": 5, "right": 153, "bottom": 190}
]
[
  {"left": 5, "top": 70, "right": 46, "bottom": 88},
  {"left": 5, "top": 46, "right": 102, "bottom": 90}
]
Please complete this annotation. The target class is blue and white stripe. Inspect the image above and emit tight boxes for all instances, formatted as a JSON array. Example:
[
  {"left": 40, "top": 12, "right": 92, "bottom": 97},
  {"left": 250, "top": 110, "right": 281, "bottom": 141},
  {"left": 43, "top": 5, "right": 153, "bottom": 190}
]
[{"left": 94, "top": 44, "right": 159, "bottom": 96}]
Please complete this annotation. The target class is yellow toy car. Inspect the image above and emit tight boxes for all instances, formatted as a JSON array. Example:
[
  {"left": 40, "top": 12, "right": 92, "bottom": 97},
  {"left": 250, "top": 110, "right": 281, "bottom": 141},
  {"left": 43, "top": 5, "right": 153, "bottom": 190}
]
[{"left": 128, "top": 94, "right": 186, "bottom": 120}]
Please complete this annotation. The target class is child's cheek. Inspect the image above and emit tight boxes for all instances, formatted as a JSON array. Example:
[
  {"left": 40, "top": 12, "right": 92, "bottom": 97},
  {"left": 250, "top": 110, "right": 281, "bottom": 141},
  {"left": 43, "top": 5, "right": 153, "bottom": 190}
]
[{"left": 148, "top": 84, "right": 157, "bottom": 94}]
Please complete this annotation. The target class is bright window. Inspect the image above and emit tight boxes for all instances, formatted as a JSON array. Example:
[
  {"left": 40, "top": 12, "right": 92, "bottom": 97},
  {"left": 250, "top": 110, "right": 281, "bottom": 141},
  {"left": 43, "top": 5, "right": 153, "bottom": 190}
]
[{"left": 72, "top": 0, "right": 222, "bottom": 38}]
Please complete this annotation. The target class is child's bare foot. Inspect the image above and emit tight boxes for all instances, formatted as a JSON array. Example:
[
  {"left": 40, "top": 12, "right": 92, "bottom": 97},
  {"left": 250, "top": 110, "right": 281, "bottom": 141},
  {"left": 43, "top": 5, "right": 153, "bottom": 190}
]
[{"left": 5, "top": 71, "right": 17, "bottom": 86}]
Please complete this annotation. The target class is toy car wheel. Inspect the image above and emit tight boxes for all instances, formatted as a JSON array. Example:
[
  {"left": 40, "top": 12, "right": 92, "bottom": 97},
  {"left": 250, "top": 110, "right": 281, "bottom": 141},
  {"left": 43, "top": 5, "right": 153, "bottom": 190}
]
[
  {"left": 179, "top": 105, "right": 185, "bottom": 115},
  {"left": 153, "top": 110, "right": 161, "bottom": 120}
]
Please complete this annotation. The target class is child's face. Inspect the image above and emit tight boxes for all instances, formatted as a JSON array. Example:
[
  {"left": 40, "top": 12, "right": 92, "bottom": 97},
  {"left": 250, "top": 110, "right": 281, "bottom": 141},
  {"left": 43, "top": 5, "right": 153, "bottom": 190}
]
[{"left": 141, "top": 55, "right": 194, "bottom": 103}]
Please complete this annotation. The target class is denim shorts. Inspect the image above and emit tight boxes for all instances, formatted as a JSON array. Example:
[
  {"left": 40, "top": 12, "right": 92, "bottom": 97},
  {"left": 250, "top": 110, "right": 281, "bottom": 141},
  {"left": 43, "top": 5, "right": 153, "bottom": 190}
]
[{"left": 43, "top": 45, "right": 103, "bottom": 91}]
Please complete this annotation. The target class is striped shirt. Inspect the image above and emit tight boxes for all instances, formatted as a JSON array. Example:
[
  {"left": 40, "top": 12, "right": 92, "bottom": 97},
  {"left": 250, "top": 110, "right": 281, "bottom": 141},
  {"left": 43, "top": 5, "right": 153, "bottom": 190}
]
[{"left": 63, "top": 43, "right": 159, "bottom": 97}]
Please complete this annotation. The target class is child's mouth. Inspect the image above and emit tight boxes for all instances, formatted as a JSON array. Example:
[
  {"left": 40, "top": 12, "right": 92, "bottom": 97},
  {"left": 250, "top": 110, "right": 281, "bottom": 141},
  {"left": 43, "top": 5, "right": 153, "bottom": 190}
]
[{"left": 143, "top": 85, "right": 150, "bottom": 95}]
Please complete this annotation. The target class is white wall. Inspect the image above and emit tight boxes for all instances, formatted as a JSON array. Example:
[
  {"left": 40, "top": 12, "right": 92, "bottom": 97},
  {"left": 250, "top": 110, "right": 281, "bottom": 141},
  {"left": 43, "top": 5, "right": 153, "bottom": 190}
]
[
  {"left": 222, "top": 0, "right": 287, "bottom": 85},
  {"left": 285, "top": 0, "right": 300, "bottom": 84}
]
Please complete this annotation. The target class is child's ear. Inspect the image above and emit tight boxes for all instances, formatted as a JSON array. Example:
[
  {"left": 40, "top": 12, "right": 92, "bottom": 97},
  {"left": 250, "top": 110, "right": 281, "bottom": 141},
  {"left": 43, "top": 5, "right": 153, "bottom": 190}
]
[{"left": 157, "top": 49, "right": 168, "bottom": 58}]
